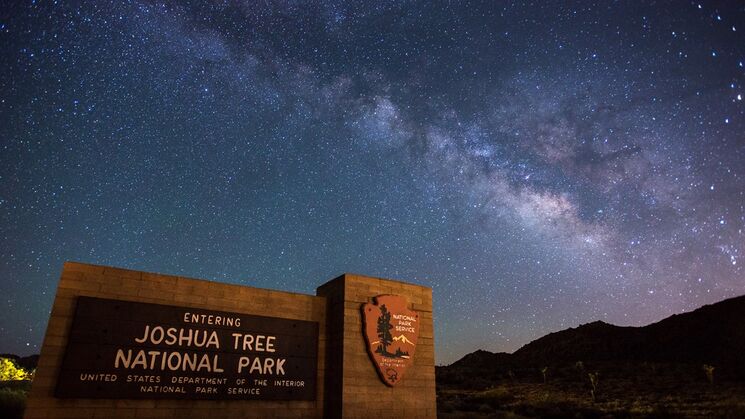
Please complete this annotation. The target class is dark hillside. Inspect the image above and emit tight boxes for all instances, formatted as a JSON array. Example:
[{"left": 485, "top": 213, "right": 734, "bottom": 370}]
[{"left": 443, "top": 295, "right": 745, "bottom": 380}]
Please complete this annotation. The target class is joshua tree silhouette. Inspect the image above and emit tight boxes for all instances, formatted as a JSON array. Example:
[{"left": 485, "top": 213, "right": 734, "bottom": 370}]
[{"left": 376, "top": 305, "right": 394, "bottom": 357}]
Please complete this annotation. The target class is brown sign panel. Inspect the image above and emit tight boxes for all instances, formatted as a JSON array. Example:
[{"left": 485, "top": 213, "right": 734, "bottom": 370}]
[
  {"left": 361, "top": 295, "right": 419, "bottom": 386},
  {"left": 55, "top": 297, "right": 318, "bottom": 400}
]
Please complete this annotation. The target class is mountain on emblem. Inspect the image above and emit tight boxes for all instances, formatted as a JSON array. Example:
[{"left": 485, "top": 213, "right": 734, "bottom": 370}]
[
  {"left": 361, "top": 295, "right": 420, "bottom": 386},
  {"left": 393, "top": 334, "right": 415, "bottom": 345}
]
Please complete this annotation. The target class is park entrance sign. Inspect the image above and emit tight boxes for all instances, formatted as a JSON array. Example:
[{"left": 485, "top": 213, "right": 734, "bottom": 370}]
[
  {"left": 56, "top": 297, "right": 318, "bottom": 400},
  {"left": 25, "top": 262, "right": 436, "bottom": 418}
]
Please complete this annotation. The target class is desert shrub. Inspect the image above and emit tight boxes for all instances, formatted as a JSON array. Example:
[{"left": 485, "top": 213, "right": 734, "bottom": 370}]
[
  {"left": 477, "top": 403, "right": 492, "bottom": 413},
  {"left": 437, "top": 399, "right": 456, "bottom": 413},
  {"left": 721, "top": 403, "right": 745, "bottom": 419},
  {"left": 0, "top": 387, "right": 27, "bottom": 419},
  {"left": 450, "top": 395, "right": 483, "bottom": 413},
  {"left": 0, "top": 358, "right": 31, "bottom": 381},
  {"left": 0, "top": 358, "right": 33, "bottom": 419},
  {"left": 520, "top": 402, "right": 610, "bottom": 419},
  {"left": 470, "top": 386, "right": 515, "bottom": 407},
  {"left": 646, "top": 405, "right": 679, "bottom": 419},
  {"left": 588, "top": 372, "right": 599, "bottom": 402},
  {"left": 703, "top": 364, "right": 715, "bottom": 384}
]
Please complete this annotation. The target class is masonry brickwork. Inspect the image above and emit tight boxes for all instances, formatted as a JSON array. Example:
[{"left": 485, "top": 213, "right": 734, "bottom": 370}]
[
  {"left": 25, "top": 262, "right": 435, "bottom": 418},
  {"left": 317, "top": 274, "right": 436, "bottom": 419}
]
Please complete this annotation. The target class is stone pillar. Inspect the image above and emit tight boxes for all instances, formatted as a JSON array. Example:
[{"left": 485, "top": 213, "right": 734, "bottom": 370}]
[{"left": 316, "top": 274, "right": 436, "bottom": 419}]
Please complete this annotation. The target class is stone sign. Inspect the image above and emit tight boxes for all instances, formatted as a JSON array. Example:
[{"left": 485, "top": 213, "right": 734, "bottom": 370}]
[
  {"left": 361, "top": 295, "right": 420, "bottom": 386},
  {"left": 25, "top": 263, "right": 436, "bottom": 418},
  {"left": 55, "top": 297, "right": 318, "bottom": 400}
]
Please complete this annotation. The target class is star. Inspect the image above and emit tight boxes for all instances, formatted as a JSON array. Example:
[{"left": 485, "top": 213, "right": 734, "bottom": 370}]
[{"left": 0, "top": 0, "right": 743, "bottom": 365}]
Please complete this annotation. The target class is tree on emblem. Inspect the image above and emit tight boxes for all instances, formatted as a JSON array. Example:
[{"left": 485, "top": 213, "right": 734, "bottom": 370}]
[{"left": 376, "top": 304, "right": 394, "bottom": 357}]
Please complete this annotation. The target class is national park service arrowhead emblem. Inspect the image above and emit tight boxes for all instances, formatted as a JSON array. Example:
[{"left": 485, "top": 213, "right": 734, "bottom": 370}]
[{"left": 362, "top": 295, "right": 419, "bottom": 386}]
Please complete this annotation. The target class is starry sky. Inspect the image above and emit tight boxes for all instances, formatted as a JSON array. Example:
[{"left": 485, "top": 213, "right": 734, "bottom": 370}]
[{"left": 1, "top": 1, "right": 744, "bottom": 364}]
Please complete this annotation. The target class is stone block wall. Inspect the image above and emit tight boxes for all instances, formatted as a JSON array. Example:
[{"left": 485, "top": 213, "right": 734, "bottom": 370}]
[{"left": 25, "top": 263, "right": 435, "bottom": 418}]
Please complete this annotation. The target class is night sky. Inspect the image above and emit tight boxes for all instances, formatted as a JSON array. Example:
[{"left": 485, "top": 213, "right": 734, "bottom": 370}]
[{"left": 1, "top": 1, "right": 744, "bottom": 364}]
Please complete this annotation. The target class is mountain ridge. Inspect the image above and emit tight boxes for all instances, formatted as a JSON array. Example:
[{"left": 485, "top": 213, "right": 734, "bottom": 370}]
[{"left": 446, "top": 294, "right": 745, "bottom": 379}]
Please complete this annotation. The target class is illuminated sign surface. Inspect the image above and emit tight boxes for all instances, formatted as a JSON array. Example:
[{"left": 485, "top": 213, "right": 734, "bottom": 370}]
[
  {"left": 55, "top": 297, "right": 318, "bottom": 400},
  {"left": 362, "top": 295, "right": 420, "bottom": 386}
]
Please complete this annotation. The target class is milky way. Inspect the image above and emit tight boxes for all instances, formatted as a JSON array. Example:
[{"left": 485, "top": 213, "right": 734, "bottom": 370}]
[{"left": 1, "top": 1, "right": 743, "bottom": 363}]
